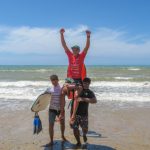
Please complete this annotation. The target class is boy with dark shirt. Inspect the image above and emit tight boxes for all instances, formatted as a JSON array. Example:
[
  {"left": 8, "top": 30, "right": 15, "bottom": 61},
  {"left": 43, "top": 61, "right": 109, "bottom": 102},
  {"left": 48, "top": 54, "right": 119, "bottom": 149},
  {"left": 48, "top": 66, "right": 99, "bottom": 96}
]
[{"left": 71, "top": 77, "right": 97, "bottom": 146}]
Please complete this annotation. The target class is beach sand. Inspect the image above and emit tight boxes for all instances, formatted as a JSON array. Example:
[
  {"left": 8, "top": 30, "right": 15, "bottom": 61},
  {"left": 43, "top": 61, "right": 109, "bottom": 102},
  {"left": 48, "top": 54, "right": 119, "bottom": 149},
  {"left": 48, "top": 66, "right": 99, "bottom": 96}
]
[{"left": 0, "top": 101, "right": 150, "bottom": 150}]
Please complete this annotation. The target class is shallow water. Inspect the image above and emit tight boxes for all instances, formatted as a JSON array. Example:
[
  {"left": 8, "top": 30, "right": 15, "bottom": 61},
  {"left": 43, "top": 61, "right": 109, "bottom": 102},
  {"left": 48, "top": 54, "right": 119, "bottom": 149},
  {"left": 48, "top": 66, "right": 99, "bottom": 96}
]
[{"left": 0, "top": 65, "right": 150, "bottom": 107}]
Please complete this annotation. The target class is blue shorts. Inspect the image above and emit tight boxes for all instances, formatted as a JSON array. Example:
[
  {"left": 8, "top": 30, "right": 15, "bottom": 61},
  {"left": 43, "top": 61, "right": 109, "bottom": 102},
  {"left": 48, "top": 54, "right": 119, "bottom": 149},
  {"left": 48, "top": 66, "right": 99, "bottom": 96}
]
[{"left": 49, "top": 109, "right": 60, "bottom": 124}]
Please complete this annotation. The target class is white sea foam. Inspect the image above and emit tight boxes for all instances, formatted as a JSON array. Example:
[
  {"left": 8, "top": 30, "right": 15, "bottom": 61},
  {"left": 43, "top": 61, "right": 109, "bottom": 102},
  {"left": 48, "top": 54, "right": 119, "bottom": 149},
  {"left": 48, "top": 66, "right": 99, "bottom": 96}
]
[
  {"left": 91, "top": 81, "right": 150, "bottom": 102},
  {"left": 0, "top": 81, "right": 150, "bottom": 103},
  {"left": 0, "top": 81, "right": 49, "bottom": 87},
  {"left": 0, "top": 81, "right": 49, "bottom": 101},
  {"left": 128, "top": 68, "right": 141, "bottom": 71},
  {"left": 0, "top": 69, "right": 52, "bottom": 72},
  {"left": 95, "top": 92, "right": 150, "bottom": 102},
  {"left": 114, "top": 77, "right": 133, "bottom": 80},
  {"left": 91, "top": 81, "right": 150, "bottom": 87},
  {"left": 0, "top": 87, "right": 42, "bottom": 101}
]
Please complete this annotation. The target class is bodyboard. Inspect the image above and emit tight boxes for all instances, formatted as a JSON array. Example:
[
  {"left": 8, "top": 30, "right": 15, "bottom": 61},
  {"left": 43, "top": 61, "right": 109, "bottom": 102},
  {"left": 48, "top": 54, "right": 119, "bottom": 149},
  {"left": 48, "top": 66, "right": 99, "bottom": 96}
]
[{"left": 31, "top": 93, "right": 51, "bottom": 112}]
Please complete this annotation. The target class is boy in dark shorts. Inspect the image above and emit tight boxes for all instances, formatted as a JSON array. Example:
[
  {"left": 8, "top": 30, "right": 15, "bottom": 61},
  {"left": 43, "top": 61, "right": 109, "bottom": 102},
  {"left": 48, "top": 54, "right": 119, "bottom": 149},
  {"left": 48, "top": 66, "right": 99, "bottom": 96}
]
[
  {"left": 45, "top": 75, "right": 67, "bottom": 146},
  {"left": 71, "top": 77, "right": 97, "bottom": 146}
]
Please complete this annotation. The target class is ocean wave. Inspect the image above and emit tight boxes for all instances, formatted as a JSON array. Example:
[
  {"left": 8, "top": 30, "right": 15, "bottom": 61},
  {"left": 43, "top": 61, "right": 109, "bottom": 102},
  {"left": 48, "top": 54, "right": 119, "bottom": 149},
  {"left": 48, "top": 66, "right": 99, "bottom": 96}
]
[
  {"left": 91, "top": 81, "right": 150, "bottom": 87},
  {"left": 0, "top": 86, "right": 46, "bottom": 101},
  {"left": 0, "top": 80, "right": 150, "bottom": 88},
  {"left": 95, "top": 92, "right": 150, "bottom": 102},
  {"left": 0, "top": 69, "right": 52, "bottom": 72},
  {"left": 0, "top": 81, "right": 150, "bottom": 103},
  {"left": 0, "top": 81, "right": 49, "bottom": 87},
  {"left": 114, "top": 77, "right": 133, "bottom": 80},
  {"left": 128, "top": 68, "right": 141, "bottom": 71}
]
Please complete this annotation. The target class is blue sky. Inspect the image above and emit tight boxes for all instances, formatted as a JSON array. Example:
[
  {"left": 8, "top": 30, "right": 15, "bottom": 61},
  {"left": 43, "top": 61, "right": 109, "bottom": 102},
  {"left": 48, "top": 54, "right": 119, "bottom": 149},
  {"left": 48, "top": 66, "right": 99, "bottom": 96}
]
[{"left": 0, "top": 0, "right": 150, "bottom": 65}]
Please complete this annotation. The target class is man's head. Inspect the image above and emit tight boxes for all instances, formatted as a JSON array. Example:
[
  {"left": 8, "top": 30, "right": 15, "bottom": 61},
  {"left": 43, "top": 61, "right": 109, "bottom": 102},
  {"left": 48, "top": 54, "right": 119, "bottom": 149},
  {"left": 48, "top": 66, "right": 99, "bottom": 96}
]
[
  {"left": 50, "top": 75, "right": 59, "bottom": 86},
  {"left": 82, "top": 77, "right": 91, "bottom": 89},
  {"left": 71, "top": 45, "right": 80, "bottom": 56}
]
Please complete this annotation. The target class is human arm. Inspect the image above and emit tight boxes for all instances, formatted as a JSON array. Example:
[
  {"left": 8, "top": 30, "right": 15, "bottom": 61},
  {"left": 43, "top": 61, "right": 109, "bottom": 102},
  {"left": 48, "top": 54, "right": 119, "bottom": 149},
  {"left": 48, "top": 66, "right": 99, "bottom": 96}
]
[
  {"left": 83, "top": 30, "right": 91, "bottom": 54},
  {"left": 60, "top": 28, "right": 70, "bottom": 53},
  {"left": 77, "top": 96, "right": 97, "bottom": 104},
  {"left": 70, "top": 86, "right": 83, "bottom": 124},
  {"left": 59, "top": 89, "right": 66, "bottom": 120},
  {"left": 60, "top": 95, "right": 65, "bottom": 113}
]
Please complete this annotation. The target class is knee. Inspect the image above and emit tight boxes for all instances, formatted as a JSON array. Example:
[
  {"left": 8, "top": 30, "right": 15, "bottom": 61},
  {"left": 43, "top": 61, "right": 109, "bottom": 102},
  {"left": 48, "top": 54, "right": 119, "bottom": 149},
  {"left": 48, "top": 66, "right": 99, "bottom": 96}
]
[{"left": 49, "top": 123, "right": 54, "bottom": 129}]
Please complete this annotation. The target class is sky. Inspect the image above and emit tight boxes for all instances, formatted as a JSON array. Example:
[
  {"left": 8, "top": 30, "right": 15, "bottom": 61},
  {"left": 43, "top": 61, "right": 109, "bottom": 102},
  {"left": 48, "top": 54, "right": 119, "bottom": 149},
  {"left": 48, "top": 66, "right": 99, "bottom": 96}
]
[{"left": 0, "top": 0, "right": 150, "bottom": 65}]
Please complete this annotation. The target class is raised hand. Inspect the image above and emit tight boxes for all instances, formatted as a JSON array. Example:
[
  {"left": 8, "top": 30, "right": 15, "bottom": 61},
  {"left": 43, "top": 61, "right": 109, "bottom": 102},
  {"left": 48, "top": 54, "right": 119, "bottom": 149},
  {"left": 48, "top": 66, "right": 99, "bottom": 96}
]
[
  {"left": 60, "top": 28, "right": 65, "bottom": 34},
  {"left": 86, "top": 30, "right": 91, "bottom": 37}
]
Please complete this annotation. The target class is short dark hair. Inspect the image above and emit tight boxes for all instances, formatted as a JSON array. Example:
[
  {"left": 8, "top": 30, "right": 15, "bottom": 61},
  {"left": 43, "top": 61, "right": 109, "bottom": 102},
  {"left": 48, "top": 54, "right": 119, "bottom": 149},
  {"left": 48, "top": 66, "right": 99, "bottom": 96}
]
[
  {"left": 50, "top": 75, "right": 58, "bottom": 80},
  {"left": 71, "top": 45, "right": 80, "bottom": 50},
  {"left": 83, "top": 77, "right": 91, "bottom": 84}
]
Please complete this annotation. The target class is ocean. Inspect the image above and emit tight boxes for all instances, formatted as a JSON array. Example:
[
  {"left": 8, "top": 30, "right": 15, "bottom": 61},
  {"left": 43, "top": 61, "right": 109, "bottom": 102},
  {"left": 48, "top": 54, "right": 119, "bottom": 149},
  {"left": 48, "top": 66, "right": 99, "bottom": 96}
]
[{"left": 0, "top": 65, "right": 150, "bottom": 109}]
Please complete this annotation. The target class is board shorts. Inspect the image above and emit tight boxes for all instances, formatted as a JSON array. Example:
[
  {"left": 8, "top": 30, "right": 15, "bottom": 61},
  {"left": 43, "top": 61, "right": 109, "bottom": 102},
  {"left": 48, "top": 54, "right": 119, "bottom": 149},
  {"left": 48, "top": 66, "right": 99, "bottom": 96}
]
[
  {"left": 49, "top": 109, "right": 60, "bottom": 124},
  {"left": 71, "top": 115, "right": 88, "bottom": 130}
]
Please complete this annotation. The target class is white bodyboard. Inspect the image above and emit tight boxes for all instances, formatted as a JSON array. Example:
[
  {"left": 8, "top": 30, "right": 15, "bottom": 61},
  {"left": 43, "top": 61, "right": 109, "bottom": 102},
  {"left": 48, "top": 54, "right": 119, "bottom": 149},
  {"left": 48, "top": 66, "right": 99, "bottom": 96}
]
[{"left": 31, "top": 93, "right": 51, "bottom": 112}]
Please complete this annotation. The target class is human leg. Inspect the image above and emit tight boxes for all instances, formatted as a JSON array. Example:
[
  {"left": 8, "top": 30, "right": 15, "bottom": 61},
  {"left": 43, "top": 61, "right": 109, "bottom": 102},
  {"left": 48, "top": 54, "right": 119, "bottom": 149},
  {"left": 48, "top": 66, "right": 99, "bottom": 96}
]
[
  {"left": 71, "top": 115, "right": 81, "bottom": 146},
  {"left": 60, "top": 117, "right": 67, "bottom": 141},
  {"left": 80, "top": 116, "right": 88, "bottom": 143},
  {"left": 48, "top": 110, "right": 57, "bottom": 145}
]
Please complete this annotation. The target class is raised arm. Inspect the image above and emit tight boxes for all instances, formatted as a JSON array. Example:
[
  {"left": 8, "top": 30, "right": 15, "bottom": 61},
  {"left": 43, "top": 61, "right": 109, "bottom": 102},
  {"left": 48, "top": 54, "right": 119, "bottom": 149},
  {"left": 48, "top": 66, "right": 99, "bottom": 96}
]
[
  {"left": 60, "top": 28, "right": 70, "bottom": 52},
  {"left": 83, "top": 30, "right": 91, "bottom": 53}
]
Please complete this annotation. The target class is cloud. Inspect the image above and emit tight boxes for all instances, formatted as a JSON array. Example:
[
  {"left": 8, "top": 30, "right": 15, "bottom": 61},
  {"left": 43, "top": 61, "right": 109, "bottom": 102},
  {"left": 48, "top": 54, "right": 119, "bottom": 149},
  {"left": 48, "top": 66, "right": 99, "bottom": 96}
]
[
  {"left": 0, "top": 26, "right": 60, "bottom": 54},
  {"left": 0, "top": 25, "right": 150, "bottom": 65},
  {"left": 0, "top": 25, "right": 89, "bottom": 54}
]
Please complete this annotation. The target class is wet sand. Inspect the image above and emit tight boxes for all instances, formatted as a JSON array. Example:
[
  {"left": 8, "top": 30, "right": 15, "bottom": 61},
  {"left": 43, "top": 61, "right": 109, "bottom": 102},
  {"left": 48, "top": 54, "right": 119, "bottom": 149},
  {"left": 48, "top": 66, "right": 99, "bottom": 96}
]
[{"left": 0, "top": 101, "right": 150, "bottom": 150}]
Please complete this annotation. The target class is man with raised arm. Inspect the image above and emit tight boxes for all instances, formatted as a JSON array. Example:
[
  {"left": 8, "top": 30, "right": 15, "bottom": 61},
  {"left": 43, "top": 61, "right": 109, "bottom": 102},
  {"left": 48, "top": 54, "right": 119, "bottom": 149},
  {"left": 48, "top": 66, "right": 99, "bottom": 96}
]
[
  {"left": 59, "top": 28, "right": 91, "bottom": 128},
  {"left": 60, "top": 28, "right": 91, "bottom": 83}
]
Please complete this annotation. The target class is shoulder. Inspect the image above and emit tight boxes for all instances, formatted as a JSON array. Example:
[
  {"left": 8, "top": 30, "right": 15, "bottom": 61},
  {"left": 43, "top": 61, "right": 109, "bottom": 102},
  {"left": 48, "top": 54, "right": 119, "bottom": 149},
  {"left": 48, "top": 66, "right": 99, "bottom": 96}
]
[
  {"left": 65, "top": 49, "right": 73, "bottom": 56},
  {"left": 54, "top": 84, "right": 61, "bottom": 91},
  {"left": 45, "top": 87, "right": 52, "bottom": 93},
  {"left": 57, "top": 85, "right": 62, "bottom": 91},
  {"left": 79, "top": 89, "right": 94, "bottom": 97},
  {"left": 87, "top": 89, "right": 96, "bottom": 97},
  {"left": 79, "top": 50, "right": 86, "bottom": 57}
]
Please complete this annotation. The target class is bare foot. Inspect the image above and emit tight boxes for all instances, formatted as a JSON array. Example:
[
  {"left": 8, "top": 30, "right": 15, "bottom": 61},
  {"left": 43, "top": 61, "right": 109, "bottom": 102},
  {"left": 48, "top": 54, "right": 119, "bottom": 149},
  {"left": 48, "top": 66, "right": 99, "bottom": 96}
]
[
  {"left": 45, "top": 142, "right": 54, "bottom": 147},
  {"left": 62, "top": 136, "right": 68, "bottom": 142},
  {"left": 83, "top": 135, "right": 87, "bottom": 143},
  {"left": 76, "top": 142, "right": 81, "bottom": 147}
]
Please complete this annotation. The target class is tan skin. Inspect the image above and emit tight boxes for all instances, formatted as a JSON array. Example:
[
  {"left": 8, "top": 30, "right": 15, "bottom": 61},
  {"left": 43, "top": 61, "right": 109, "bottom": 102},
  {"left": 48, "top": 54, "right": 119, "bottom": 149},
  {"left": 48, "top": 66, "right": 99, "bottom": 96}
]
[{"left": 48, "top": 79, "right": 67, "bottom": 146}]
